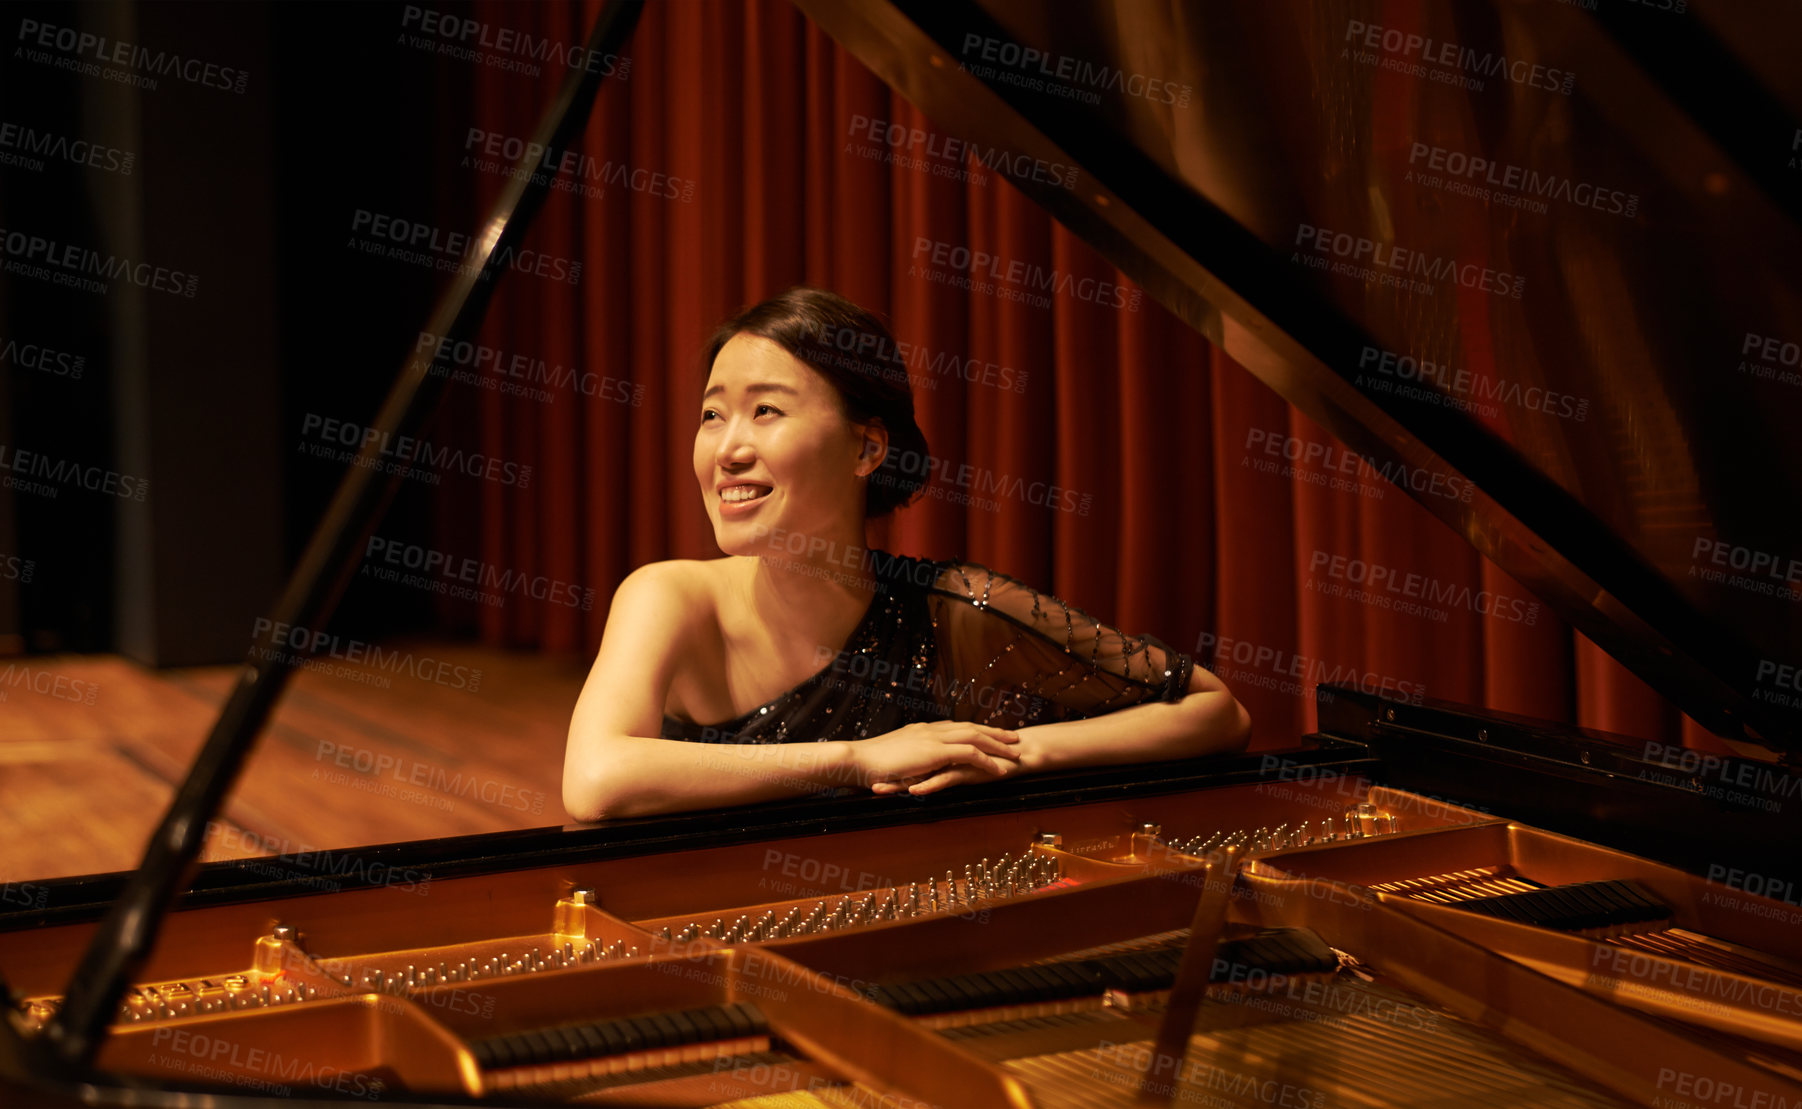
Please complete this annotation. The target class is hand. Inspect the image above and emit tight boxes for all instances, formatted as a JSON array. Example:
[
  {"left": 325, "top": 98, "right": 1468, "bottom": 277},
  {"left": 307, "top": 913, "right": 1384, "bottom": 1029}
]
[
  {"left": 848, "top": 720, "right": 1020, "bottom": 791},
  {"left": 871, "top": 758, "right": 1025, "bottom": 796}
]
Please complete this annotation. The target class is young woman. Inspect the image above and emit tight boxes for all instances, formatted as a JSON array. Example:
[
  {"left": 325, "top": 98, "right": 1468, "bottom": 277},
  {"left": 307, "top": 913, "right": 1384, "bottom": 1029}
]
[{"left": 563, "top": 288, "right": 1249, "bottom": 822}]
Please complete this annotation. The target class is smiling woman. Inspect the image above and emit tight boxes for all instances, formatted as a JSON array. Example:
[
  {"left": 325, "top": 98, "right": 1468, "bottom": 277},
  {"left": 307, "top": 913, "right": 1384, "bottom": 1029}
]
[{"left": 561, "top": 288, "right": 1250, "bottom": 823}]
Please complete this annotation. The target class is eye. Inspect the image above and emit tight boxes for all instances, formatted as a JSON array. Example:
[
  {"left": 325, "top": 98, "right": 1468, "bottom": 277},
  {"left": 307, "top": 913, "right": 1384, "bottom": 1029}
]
[
  {"left": 699, "top": 408, "right": 719, "bottom": 424},
  {"left": 755, "top": 404, "right": 782, "bottom": 417}
]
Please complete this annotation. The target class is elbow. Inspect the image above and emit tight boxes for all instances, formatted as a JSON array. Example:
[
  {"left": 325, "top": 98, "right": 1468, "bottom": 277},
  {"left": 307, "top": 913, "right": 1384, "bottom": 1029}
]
[
  {"left": 563, "top": 727, "right": 647, "bottom": 823},
  {"left": 1183, "top": 691, "right": 1250, "bottom": 758},
  {"left": 1221, "top": 696, "right": 1252, "bottom": 753},
  {"left": 562, "top": 768, "right": 610, "bottom": 824},
  {"left": 562, "top": 762, "right": 674, "bottom": 823},
  {"left": 562, "top": 758, "right": 638, "bottom": 824}
]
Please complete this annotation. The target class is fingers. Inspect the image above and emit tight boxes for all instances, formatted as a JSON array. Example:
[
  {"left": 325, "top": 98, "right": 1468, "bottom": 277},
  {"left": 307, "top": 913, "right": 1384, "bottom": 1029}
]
[
  {"left": 929, "top": 723, "right": 1020, "bottom": 759},
  {"left": 968, "top": 724, "right": 1021, "bottom": 744},
  {"left": 861, "top": 723, "right": 1026, "bottom": 794},
  {"left": 873, "top": 773, "right": 929, "bottom": 794},
  {"left": 931, "top": 721, "right": 1020, "bottom": 744},
  {"left": 945, "top": 746, "right": 1019, "bottom": 777},
  {"left": 873, "top": 752, "right": 1014, "bottom": 796},
  {"left": 906, "top": 757, "right": 1016, "bottom": 794},
  {"left": 961, "top": 733, "right": 1022, "bottom": 761},
  {"left": 904, "top": 767, "right": 968, "bottom": 795}
]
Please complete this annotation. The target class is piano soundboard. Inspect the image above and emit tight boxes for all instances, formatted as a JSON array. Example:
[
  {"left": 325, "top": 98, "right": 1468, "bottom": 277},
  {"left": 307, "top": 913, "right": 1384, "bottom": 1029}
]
[{"left": 8, "top": 775, "right": 1800, "bottom": 1107}]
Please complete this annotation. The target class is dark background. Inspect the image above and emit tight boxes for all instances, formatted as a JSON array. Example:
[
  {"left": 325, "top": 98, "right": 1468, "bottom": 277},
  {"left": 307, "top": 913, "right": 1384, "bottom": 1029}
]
[
  {"left": 3, "top": 0, "right": 1771, "bottom": 754},
  {"left": 0, "top": 0, "right": 477, "bottom": 660}
]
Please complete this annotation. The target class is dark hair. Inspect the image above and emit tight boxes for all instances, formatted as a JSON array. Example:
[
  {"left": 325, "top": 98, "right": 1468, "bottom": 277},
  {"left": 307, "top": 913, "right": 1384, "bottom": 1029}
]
[{"left": 703, "top": 287, "right": 929, "bottom": 519}]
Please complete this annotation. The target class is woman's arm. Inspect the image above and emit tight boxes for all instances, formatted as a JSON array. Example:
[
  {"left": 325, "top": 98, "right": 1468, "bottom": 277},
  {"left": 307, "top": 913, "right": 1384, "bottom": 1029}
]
[
  {"left": 873, "top": 662, "right": 1250, "bottom": 796},
  {"left": 564, "top": 563, "right": 835, "bottom": 820},
  {"left": 1013, "top": 664, "right": 1250, "bottom": 775},
  {"left": 563, "top": 564, "right": 1020, "bottom": 821}
]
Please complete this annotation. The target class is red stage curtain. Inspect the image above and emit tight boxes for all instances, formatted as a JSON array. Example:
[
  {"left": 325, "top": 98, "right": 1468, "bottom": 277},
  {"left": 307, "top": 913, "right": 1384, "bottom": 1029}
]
[{"left": 436, "top": 0, "right": 1712, "bottom": 752}]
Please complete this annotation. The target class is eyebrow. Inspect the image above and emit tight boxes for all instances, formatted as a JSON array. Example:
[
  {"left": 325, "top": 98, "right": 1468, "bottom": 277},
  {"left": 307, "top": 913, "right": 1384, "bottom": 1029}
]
[{"left": 701, "top": 382, "right": 800, "bottom": 400}]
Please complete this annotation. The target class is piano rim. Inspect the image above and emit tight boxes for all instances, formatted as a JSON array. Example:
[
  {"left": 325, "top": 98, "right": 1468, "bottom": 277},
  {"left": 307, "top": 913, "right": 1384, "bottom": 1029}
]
[{"left": 0, "top": 741, "right": 1382, "bottom": 932}]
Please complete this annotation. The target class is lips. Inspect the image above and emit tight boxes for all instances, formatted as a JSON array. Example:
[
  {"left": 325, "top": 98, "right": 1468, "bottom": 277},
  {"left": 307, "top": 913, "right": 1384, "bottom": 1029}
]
[
  {"left": 717, "top": 483, "right": 773, "bottom": 518},
  {"left": 719, "top": 483, "right": 772, "bottom": 503}
]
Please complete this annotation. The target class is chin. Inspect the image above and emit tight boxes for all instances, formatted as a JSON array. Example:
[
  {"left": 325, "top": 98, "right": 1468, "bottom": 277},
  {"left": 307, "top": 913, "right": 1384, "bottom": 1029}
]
[{"left": 710, "top": 519, "right": 774, "bottom": 558}]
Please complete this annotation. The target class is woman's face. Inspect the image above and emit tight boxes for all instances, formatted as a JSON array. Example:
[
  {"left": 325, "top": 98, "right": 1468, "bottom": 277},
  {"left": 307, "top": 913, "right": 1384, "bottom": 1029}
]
[{"left": 695, "top": 334, "right": 883, "bottom": 557}]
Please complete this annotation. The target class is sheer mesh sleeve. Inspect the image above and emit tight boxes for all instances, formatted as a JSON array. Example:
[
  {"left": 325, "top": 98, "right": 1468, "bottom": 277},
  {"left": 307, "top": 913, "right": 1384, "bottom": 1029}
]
[{"left": 923, "top": 561, "right": 1196, "bottom": 728}]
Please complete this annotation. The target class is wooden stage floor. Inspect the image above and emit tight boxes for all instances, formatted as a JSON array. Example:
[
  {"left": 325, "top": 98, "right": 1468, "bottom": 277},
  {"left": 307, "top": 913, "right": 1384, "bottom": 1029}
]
[{"left": 0, "top": 643, "right": 588, "bottom": 886}]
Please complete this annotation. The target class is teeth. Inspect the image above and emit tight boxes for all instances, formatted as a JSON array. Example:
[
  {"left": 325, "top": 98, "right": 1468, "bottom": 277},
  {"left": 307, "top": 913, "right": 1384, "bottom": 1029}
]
[{"left": 721, "top": 486, "right": 770, "bottom": 503}]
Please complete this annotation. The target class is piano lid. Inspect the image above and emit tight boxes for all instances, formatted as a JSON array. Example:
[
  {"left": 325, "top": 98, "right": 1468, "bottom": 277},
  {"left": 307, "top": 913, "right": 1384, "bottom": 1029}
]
[{"left": 794, "top": 0, "right": 1802, "bottom": 754}]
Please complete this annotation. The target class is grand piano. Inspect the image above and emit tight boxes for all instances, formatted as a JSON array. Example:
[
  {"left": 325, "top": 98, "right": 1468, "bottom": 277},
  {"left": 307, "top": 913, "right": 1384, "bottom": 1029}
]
[{"left": 5, "top": 1, "right": 1802, "bottom": 1106}]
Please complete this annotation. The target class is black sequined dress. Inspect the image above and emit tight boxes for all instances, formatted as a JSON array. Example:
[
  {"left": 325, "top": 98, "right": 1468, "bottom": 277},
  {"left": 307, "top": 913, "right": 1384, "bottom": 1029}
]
[{"left": 659, "top": 552, "right": 1195, "bottom": 744}]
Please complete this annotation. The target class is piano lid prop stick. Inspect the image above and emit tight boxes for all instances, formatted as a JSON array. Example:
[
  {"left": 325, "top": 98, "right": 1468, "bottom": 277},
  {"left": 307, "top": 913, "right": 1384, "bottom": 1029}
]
[
  {"left": 38, "top": 0, "right": 648, "bottom": 1073},
  {"left": 1137, "top": 845, "right": 1245, "bottom": 1105}
]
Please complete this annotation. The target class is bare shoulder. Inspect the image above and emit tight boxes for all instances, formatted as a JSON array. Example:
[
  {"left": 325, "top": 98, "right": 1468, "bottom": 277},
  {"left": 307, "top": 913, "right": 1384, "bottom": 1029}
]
[{"left": 609, "top": 558, "right": 726, "bottom": 631}]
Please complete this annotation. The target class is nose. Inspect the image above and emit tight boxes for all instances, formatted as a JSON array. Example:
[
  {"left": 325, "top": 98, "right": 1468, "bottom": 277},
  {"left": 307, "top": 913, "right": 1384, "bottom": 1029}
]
[{"left": 714, "top": 415, "right": 756, "bottom": 470}]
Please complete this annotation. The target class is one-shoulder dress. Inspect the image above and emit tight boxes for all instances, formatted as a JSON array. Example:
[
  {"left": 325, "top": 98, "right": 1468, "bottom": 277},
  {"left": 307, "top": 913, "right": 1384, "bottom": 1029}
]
[{"left": 659, "top": 552, "right": 1195, "bottom": 745}]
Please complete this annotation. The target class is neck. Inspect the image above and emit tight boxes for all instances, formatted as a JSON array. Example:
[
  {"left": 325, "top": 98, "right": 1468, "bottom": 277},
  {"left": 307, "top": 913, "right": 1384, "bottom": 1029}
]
[{"left": 738, "top": 528, "right": 882, "bottom": 637}]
